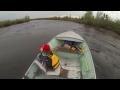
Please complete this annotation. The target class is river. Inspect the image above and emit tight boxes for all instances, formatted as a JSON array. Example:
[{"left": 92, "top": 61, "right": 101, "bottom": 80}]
[{"left": 0, "top": 20, "right": 120, "bottom": 79}]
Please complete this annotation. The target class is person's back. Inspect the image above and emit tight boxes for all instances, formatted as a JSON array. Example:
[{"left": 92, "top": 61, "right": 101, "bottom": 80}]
[{"left": 47, "top": 50, "right": 59, "bottom": 70}]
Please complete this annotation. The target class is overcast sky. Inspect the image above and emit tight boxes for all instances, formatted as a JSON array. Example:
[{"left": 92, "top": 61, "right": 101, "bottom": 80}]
[{"left": 0, "top": 11, "right": 120, "bottom": 21}]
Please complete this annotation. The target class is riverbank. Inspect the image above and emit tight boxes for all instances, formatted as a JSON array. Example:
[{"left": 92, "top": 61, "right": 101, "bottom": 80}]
[
  {"left": 0, "top": 16, "right": 30, "bottom": 28},
  {"left": 31, "top": 11, "right": 120, "bottom": 36},
  {"left": 1, "top": 11, "right": 120, "bottom": 36},
  {"left": 30, "top": 18, "right": 120, "bottom": 40},
  {"left": 32, "top": 17, "right": 120, "bottom": 36}
]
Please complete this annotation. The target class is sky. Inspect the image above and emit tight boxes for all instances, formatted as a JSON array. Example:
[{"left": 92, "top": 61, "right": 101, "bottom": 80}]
[{"left": 0, "top": 11, "right": 120, "bottom": 21}]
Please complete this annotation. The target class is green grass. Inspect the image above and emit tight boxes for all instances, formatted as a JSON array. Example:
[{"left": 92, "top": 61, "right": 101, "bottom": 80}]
[{"left": 0, "top": 15, "right": 30, "bottom": 28}]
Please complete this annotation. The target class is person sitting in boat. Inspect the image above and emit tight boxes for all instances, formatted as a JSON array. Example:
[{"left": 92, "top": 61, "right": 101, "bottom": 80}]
[{"left": 39, "top": 44, "right": 60, "bottom": 70}]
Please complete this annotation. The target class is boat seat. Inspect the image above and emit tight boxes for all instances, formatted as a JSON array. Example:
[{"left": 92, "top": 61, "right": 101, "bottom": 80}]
[
  {"left": 55, "top": 47, "right": 81, "bottom": 54},
  {"left": 34, "top": 60, "right": 47, "bottom": 73},
  {"left": 34, "top": 59, "right": 62, "bottom": 76}
]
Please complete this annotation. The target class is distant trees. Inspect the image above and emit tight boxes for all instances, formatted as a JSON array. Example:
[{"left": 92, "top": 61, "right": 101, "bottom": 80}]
[
  {"left": 47, "top": 11, "right": 120, "bottom": 35},
  {"left": 24, "top": 15, "right": 30, "bottom": 21},
  {"left": 80, "top": 11, "right": 94, "bottom": 25},
  {"left": 2, "top": 12, "right": 119, "bottom": 35},
  {"left": 96, "top": 11, "right": 104, "bottom": 19}
]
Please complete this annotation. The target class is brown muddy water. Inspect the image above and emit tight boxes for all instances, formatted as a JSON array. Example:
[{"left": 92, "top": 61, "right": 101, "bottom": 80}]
[{"left": 0, "top": 20, "right": 120, "bottom": 79}]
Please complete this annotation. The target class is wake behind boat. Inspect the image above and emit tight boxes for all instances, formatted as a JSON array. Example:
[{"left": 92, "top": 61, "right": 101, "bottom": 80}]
[{"left": 23, "top": 31, "right": 96, "bottom": 79}]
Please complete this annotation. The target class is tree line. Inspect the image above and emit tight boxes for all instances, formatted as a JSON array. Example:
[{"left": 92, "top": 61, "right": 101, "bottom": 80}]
[{"left": 47, "top": 11, "right": 120, "bottom": 35}]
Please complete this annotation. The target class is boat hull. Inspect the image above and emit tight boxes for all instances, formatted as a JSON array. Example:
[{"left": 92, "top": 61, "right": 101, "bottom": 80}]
[{"left": 23, "top": 31, "right": 96, "bottom": 79}]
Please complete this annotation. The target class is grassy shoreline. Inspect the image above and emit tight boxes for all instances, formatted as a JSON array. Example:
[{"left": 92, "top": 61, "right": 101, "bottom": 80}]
[
  {"left": 0, "top": 15, "right": 30, "bottom": 28},
  {"left": 1, "top": 11, "right": 120, "bottom": 36},
  {"left": 31, "top": 11, "right": 120, "bottom": 35}
]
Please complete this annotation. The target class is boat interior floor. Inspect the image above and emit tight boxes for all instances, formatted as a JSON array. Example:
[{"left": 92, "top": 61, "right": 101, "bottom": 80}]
[
  {"left": 34, "top": 57, "right": 81, "bottom": 79},
  {"left": 59, "top": 57, "right": 80, "bottom": 71},
  {"left": 59, "top": 57, "right": 81, "bottom": 79}
]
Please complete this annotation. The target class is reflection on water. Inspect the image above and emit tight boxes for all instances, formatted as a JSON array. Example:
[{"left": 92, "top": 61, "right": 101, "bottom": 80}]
[{"left": 0, "top": 20, "right": 120, "bottom": 79}]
